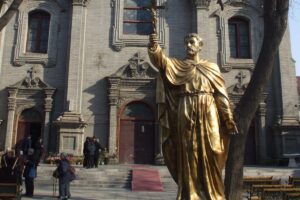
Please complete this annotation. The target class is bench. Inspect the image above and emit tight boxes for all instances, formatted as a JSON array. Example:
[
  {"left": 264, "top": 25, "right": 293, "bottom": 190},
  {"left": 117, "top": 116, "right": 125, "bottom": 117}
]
[
  {"left": 250, "top": 184, "right": 293, "bottom": 198},
  {"left": 289, "top": 177, "right": 300, "bottom": 187},
  {"left": 0, "top": 183, "right": 21, "bottom": 200},
  {"left": 244, "top": 178, "right": 281, "bottom": 193},
  {"left": 262, "top": 188, "right": 300, "bottom": 200},
  {"left": 283, "top": 192, "right": 300, "bottom": 200}
]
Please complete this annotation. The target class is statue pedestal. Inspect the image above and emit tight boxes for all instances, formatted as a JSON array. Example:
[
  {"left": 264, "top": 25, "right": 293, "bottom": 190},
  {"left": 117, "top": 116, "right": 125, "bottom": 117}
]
[{"left": 54, "top": 112, "right": 87, "bottom": 156}]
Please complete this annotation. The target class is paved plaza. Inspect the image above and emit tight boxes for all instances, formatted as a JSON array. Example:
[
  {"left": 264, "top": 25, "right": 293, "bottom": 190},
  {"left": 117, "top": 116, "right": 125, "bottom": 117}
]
[{"left": 20, "top": 164, "right": 300, "bottom": 200}]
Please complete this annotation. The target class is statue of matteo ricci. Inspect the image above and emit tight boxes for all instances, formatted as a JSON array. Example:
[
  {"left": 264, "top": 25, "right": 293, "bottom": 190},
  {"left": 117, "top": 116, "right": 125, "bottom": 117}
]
[{"left": 147, "top": 3, "right": 238, "bottom": 200}]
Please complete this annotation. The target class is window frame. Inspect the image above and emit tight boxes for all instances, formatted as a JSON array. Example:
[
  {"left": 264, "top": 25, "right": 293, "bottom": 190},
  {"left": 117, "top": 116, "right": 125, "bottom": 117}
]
[
  {"left": 122, "top": 4, "right": 153, "bottom": 35},
  {"left": 26, "top": 10, "right": 51, "bottom": 54},
  {"left": 13, "top": 1, "right": 62, "bottom": 67},
  {"left": 214, "top": 5, "right": 263, "bottom": 72},
  {"left": 228, "top": 17, "right": 251, "bottom": 59},
  {"left": 111, "top": 0, "right": 165, "bottom": 51}
]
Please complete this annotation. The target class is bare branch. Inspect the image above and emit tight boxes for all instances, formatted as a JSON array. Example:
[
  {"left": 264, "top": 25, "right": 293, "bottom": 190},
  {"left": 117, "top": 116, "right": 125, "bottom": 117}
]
[{"left": 0, "top": 0, "right": 23, "bottom": 31}]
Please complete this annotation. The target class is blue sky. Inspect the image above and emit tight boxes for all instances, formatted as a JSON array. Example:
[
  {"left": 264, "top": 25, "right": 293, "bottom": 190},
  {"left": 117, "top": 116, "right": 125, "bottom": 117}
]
[{"left": 289, "top": 1, "right": 300, "bottom": 76}]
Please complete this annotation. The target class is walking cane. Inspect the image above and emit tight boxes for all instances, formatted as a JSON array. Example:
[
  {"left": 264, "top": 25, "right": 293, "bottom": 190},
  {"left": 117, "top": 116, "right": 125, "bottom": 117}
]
[{"left": 53, "top": 177, "right": 57, "bottom": 199}]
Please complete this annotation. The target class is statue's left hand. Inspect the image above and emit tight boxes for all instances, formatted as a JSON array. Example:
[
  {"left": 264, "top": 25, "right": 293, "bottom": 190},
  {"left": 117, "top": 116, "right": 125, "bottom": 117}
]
[{"left": 225, "top": 120, "right": 239, "bottom": 135}]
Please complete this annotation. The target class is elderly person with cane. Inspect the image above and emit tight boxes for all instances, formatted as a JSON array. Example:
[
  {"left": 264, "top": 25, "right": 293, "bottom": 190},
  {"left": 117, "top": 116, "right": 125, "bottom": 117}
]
[{"left": 56, "top": 152, "right": 75, "bottom": 200}]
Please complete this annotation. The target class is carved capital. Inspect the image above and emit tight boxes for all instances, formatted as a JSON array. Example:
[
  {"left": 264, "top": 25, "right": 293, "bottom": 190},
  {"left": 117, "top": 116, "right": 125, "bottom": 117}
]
[
  {"left": 44, "top": 97, "right": 53, "bottom": 112},
  {"left": 8, "top": 97, "right": 16, "bottom": 111},
  {"left": 72, "top": 0, "right": 90, "bottom": 7},
  {"left": 191, "top": 0, "right": 211, "bottom": 9}
]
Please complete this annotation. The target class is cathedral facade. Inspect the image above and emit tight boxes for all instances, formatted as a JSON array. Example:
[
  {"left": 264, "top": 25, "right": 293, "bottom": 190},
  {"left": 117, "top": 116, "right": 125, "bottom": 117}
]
[{"left": 0, "top": 0, "right": 299, "bottom": 165}]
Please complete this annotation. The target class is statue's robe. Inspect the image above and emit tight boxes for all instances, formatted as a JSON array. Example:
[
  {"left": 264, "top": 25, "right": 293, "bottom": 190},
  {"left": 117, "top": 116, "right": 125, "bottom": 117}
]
[{"left": 149, "top": 45, "right": 234, "bottom": 200}]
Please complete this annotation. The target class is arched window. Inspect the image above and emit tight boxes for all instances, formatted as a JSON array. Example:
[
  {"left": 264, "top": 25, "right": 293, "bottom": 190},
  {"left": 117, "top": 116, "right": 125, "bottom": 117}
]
[
  {"left": 27, "top": 10, "right": 51, "bottom": 53},
  {"left": 123, "top": 0, "right": 152, "bottom": 35},
  {"left": 228, "top": 17, "right": 251, "bottom": 58}
]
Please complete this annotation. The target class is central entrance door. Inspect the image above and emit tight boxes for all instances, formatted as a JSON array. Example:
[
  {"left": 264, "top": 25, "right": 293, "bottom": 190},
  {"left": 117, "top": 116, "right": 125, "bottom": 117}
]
[
  {"left": 119, "top": 102, "right": 155, "bottom": 164},
  {"left": 16, "top": 108, "right": 42, "bottom": 154}
]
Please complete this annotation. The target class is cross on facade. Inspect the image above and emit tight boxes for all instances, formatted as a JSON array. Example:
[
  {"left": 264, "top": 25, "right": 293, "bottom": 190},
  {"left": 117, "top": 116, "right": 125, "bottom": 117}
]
[
  {"left": 235, "top": 71, "right": 246, "bottom": 86},
  {"left": 142, "top": 0, "right": 165, "bottom": 34},
  {"left": 27, "top": 67, "right": 38, "bottom": 80},
  {"left": 131, "top": 52, "right": 145, "bottom": 66}
]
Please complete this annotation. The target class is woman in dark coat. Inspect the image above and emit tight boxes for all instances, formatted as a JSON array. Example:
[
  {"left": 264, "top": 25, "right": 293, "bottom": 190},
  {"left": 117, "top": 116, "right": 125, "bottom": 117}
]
[
  {"left": 23, "top": 148, "right": 36, "bottom": 197},
  {"left": 57, "top": 152, "right": 73, "bottom": 200}
]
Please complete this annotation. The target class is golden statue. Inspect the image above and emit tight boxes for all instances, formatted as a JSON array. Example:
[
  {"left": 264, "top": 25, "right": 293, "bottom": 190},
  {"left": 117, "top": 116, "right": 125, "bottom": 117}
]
[
  {"left": 149, "top": 32, "right": 238, "bottom": 200},
  {"left": 146, "top": 4, "right": 238, "bottom": 199}
]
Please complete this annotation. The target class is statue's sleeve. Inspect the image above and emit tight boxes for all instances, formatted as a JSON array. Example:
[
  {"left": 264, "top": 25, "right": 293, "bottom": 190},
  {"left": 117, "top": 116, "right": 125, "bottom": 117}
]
[
  {"left": 215, "top": 91, "right": 234, "bottom": 124},
  {"left": 148, "top": 45, "right": 173, "bottom": 71}
]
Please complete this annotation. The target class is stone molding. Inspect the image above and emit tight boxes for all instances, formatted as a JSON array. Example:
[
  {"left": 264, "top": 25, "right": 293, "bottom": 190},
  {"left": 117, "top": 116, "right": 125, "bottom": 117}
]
[
  {"left": 72, "top": 0, "right": 91, "bottom": 7},
  {"left": 5, "top": 67, "right": 56, "bottom": 149},
  {"left": 191, "top": 0, "right": 211, "bottom": 9},
  {"left": 111, "top": 0, "right": 166, "bottom": 51},
  {"left": 13, "top": 0, "right": 63, "bottom": 67},
  {"left": 213, "top": 2, "right": 262, "bottom": 72},
  {"left": 107, "top": 52, "right": 158, "bottom": 106}
]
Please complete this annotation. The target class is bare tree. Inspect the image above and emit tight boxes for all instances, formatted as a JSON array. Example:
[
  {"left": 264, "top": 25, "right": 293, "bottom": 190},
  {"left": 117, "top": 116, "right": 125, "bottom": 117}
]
[
  {"left": 224, "top": 0, "right": 290, "bottom": 199},
  {"left": 0, "top": 0, "right": 23, "bottom": 31}
]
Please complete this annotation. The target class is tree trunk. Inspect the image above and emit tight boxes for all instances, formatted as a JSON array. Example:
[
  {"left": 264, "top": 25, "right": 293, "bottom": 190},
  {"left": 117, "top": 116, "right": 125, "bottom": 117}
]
[
  {"left": 225, "top": 0, "right": 289, "bottom": 199},
  {"left": 0, "top": 0, "right": 23, "bottom": 31}
]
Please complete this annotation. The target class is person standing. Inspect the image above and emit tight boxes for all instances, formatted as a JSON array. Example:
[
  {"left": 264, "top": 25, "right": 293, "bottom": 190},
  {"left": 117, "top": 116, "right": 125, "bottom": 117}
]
[
  {"left": 21, "top": 135, "right": 32, "bottom": 158},
  {"left": 87, "top": 139, "right": 96, "bottom": 168},
  {"left": 23, "top": 148, "right": 36, "bottom": 197},
  {"left": 33, "top": 137, "right": 44, "bottom": 167},
  {"left": 83, "top": 137, "right": 89, "bottom": 168},
  {"left": 57, "top": 152, "right": 73, "bottom": 200},
  {"left": 93, "top": 137, "right": 104, "bottom": 168}
]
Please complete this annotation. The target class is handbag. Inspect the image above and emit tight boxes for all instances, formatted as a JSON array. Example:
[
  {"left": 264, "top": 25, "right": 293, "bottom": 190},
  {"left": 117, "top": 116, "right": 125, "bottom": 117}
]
[
  {"left": 52, "top": 168, "right": 60, "bottom": 178},
  {"left": 28, "top": 166, "right": 37, "bottom": 178}
]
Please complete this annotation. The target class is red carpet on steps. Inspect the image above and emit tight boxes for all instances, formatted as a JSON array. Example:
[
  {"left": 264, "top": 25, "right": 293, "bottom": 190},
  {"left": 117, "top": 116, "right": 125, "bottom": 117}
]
[{"left": 131, "top": 167, "right": 164, "bottom": 192}]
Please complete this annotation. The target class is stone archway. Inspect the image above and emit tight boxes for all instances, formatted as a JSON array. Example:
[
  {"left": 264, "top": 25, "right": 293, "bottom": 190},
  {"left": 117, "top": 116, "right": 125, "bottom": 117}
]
[
  {"left": 119, "top": 101, "right": 155, "bottom": 164},
  {"left": 15, "top": 108, "right": 43, "bottom": 154},
  {"left": 107, "top": 52, "right": 159, "bottom": 164},
  {"left": 5, "top": 67, "right": 55, "bottom": 152}
]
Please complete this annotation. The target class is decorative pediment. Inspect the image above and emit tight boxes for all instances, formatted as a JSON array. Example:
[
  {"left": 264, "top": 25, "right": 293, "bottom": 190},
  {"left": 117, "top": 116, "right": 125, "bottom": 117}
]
[
  {"left": 112, "top": 52, "right": 158, "bottom": 79},
  {"left": 8, "top": 67, "right": 54, "bottom": 90}
]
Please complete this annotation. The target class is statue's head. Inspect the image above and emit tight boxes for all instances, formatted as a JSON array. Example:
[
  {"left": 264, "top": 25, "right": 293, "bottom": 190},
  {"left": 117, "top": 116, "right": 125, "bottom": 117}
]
[{"left": 184, "top": 33, "right": 203, "bottom": 56}]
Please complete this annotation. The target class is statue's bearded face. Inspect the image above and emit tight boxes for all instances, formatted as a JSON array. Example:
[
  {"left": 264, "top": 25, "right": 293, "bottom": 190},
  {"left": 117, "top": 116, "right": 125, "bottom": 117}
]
[{"left": 185, "top": 36, "right": 202, "bottom": 56}]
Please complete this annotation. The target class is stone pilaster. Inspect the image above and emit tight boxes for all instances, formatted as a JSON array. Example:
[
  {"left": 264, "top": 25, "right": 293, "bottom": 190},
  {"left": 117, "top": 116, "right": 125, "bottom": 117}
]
[
  {"left": 65, "top": 0, "right": 90, "bottom": 113},
  {"left": 43, "top": 89, "right": 55, "bottom": 152},
  {"left": 107, "top": 77, "right": 120, "bottom": 159},
  {"left": 190, "top": 0, "right": 211, "bottom": 58},
  {"left": 257, "top": 102, "right": 268, "bottom": 164},
  {"left": 5, "top": 88, "right": 17, "bottom": 149}
]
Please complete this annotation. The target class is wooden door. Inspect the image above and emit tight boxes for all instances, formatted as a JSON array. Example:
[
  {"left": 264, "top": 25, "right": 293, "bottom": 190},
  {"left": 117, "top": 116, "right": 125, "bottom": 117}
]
[
  {"left": 134, "top": 120, "right": 154, "bottom": 164},
  {"left": 119, "top": 120, "right": 135, "bottom": 164},
  {"left": 119, "top": 119, "right": 155, "bottom": 164}
]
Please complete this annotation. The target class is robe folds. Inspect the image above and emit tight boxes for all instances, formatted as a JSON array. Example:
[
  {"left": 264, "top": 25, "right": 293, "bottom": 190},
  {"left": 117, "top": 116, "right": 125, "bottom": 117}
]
[{"left": 149, "top": 45, "right": 234, "bottom": 200}]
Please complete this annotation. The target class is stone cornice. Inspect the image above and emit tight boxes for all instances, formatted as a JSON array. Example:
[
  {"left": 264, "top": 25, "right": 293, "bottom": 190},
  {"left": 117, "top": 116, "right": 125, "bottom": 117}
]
[
  {"left": 72, "top": 0, "right": 90, "bottom": 7},
  {"left": 191, "top": 0, "right": 211, "bottom": 9}
]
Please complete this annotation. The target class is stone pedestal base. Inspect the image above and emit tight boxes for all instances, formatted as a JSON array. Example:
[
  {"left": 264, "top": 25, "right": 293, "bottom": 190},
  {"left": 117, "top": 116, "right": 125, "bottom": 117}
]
[{"left": 54, "top": 112, "right": 87, "bottom": 156}]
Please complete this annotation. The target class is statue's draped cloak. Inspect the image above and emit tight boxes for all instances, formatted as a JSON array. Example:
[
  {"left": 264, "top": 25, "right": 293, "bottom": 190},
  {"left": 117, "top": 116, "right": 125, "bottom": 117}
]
[{"left": 149, "top": 46, "right": 233, "bottom": 200}]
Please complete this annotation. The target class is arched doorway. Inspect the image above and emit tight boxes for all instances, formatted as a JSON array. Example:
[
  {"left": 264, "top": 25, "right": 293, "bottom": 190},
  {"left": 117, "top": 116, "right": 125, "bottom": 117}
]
[
  {"left": 119, "top": 101, "right": 155, "bottom": 164},
  {"left": 16, "top": 108, "right": 43, "bottom": 154}
]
